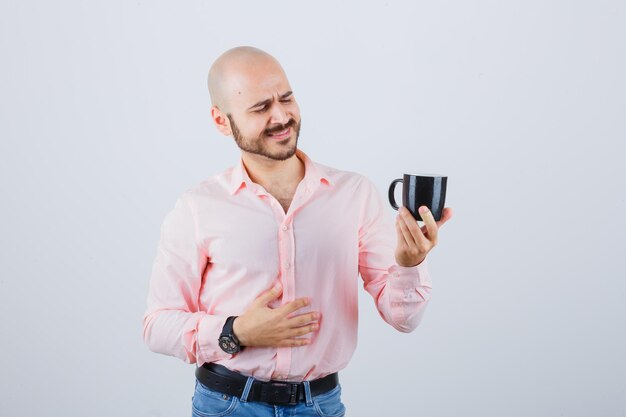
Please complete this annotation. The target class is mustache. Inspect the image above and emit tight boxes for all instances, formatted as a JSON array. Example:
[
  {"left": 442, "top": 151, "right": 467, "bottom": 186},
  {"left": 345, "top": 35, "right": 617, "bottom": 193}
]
[{"left": 265, "top": 118, "right": 297, "bottom": 135}]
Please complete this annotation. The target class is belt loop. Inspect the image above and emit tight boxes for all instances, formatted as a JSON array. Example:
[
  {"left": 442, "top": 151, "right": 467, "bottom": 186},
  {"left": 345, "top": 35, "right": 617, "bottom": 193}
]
[
  {"left": 303, "top": 381, "right": 313, "bottom": 406},
  {"left": 240, "top": 376, "right": 255, "bottom": 403}
]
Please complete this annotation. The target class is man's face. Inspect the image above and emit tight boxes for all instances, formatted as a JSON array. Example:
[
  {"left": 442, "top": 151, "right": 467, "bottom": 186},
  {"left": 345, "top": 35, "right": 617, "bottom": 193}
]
[{"left": 223, "top": 61, "right": 301, "bottom": 161}]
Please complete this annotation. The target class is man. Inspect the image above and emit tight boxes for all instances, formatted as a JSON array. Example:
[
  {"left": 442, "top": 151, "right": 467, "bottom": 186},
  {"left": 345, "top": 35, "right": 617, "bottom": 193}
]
[{"left": 143, "top": 46, "right": 453, "bottom": 417}]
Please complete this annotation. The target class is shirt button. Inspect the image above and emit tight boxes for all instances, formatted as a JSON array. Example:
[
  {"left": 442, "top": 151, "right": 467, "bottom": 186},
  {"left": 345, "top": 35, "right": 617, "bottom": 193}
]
[
  {"left": 282, "top": 225, "right": 288, "bottom": 231},
  {"left": 285, "top": 263, "right": 290, "bottom": 269}
]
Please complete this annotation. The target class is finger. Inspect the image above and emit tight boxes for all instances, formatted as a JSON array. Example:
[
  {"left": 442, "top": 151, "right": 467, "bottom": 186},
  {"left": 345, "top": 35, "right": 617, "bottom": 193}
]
[
  {"left": 278, "top": 297, "right": 311, "bottom": 316},
  {"left": 286, "top": 311, "right": 320, "bottom": 327},
  {"left": 253, "top": 282, "right": 283, "bottom": 307},
  {"left": 277, "top": 338, "right": 311, "bottom": 348},
  {"left": 287, "top": 322, "right": 319, "bottom": 338},
  {"left": 400, "top": 207, "right": 429, "bottom": 248},
  {"left": 395, "top": 216, "right": 411, "bottom": 247},
  {"left": 396, "top": 214, "right": 416, "bottom": 247},
  {"left": 436, "top": 207, "right": 454, "bottom": 228},
  {"left": 418, "top": 206, "right": 438, "bottom": 244}
]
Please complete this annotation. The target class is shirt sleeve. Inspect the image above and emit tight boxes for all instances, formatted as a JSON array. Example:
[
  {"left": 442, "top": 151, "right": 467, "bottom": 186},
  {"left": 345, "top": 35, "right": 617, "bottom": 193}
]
[
  {"left": 357, "top": 177, "right": 433, "bottom": 333},
  {"left": 142, "top": 193, "right": 233, "bottom": 365}
]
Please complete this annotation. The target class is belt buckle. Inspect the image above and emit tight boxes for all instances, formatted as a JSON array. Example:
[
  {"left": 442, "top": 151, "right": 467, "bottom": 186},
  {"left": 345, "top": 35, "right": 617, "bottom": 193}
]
[{"left": 288, "top": 383, "right": 299, "bottom": 405}]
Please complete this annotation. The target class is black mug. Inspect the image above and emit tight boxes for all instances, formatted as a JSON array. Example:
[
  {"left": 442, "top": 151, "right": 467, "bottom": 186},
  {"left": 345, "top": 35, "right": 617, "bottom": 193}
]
[{"left": 388, "top": 174, "right": 448, "bottom": 221}]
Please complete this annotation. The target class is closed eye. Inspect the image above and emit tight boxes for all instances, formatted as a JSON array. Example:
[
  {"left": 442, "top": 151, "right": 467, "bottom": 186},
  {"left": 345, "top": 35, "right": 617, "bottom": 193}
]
[
  {"left": 250, "top": 92, "right": 293, "bottom": 113},
  {"left": 253, "top": 99, "right": 292, "bottom": 113}
]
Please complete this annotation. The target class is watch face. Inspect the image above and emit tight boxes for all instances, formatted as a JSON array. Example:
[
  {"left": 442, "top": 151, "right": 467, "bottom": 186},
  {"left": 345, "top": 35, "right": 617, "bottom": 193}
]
[{"left": 219, "top": 336, "right": 240, "bottom": 354}]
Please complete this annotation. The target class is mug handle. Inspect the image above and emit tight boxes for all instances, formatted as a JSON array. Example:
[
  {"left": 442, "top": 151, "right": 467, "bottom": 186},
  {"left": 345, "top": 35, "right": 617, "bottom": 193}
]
[{"left": 388, "top": 179, "right": 403, "bottom": 210}]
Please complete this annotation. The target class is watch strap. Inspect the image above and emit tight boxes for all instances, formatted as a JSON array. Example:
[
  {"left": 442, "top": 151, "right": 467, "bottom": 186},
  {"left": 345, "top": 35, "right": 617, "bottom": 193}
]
[
  {"left": 218, "top": 316, "right": 243, "bottom": 353},
  {"left": 221, "top": 316, "right": 239, "bottom": 342}
]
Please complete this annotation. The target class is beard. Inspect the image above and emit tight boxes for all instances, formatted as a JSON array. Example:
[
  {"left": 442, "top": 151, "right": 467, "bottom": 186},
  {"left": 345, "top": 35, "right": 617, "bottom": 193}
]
[{"left": 227, "top": 114, "right": 301, "bottom": 161}]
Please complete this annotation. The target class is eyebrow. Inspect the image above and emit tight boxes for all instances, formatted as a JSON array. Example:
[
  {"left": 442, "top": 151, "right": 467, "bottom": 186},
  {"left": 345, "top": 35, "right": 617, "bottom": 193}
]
[{"left": 248, "top": 91, "right": 293, "bottom": 110}]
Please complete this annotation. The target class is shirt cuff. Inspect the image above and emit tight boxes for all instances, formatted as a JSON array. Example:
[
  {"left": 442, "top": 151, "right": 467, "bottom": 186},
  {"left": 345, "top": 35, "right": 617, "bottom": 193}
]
[
  {"left": 389, "top": 259, "right": 432, "bottom": 301},
  {"left": 195, "top": 313, "right": 236, "bottom": 365}
]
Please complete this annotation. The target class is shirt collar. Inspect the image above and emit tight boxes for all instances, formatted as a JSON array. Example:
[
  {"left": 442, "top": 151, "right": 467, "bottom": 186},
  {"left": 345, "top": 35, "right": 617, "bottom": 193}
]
[{"left": 228, "top": 149, "right": 332, "bottom": 195}]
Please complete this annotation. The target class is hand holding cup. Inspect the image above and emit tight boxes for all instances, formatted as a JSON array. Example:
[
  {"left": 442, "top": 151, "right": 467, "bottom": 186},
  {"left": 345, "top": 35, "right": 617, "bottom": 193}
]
[{"left": 389, "top": 174, "right": 453, "bottom": 266}]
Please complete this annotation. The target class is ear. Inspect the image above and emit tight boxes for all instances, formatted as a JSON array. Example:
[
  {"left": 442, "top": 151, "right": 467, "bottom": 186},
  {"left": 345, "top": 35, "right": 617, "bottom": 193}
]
[{"left": 211, "top": 106, "right": 232, "bottom": 136}]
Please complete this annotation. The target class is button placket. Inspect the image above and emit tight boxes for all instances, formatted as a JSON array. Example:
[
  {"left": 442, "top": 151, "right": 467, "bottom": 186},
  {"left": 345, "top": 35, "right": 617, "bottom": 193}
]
[
  {"left": 280, "top": 218, "right": 295, "bottom": 301},
  {"left": 275, "top": 215, "right": 295, "bottom": 380},
  {"left": 273, "top": 180, "right": 313, "bottom": 381}
]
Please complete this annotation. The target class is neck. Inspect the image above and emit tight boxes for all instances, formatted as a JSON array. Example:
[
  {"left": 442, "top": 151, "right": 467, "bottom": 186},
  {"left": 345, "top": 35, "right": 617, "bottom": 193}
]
[{"left": 241, "top": 151, "right": 305, "bottom": 189}]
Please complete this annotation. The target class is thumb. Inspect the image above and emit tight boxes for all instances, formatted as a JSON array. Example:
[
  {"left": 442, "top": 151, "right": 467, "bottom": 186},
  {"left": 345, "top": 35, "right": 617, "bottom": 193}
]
[{"left": 254, "top": 282, "right": 283, "bottom": 307}]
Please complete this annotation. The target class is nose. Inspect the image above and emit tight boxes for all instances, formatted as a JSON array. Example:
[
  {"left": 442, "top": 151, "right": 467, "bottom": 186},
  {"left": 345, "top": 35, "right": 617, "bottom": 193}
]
[{"left": 269, "top": 102, "right": 289, "bottom": 125}]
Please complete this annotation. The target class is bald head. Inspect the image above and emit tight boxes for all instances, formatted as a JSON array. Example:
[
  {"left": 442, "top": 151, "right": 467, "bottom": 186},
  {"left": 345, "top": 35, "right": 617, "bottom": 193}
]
[{"left": 208, "top": 46, "right": 287, "bottom": 112}]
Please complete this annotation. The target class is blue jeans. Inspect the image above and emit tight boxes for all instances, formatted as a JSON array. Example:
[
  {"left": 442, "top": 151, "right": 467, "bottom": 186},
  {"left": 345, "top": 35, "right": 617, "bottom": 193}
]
[{"left": 191, "top": 377, "right": 346, "bottom": 417}]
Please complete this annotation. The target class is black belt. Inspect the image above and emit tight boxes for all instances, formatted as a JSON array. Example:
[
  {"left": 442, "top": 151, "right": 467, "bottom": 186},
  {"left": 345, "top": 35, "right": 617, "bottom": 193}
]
[{"left": 195, "top": 363, "right": 339, "bottom": 405}]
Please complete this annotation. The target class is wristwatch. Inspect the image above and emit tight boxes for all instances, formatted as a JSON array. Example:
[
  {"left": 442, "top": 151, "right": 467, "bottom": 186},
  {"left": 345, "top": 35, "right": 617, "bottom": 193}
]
[{"left": 218, "top": 316, "right": 243, "bottom": 354}]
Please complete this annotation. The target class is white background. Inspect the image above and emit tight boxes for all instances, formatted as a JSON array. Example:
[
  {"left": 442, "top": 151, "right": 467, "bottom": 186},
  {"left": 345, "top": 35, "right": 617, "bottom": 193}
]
[{"left": 1, "top": 1, "right": 625, "bottom": 416}]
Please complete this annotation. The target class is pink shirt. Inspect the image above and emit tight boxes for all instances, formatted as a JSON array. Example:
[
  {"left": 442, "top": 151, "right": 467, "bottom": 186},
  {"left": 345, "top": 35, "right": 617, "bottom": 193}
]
[{"left": 142, "top": 149, "right": 433, "bottom": 382}]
